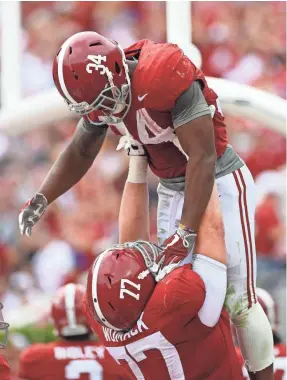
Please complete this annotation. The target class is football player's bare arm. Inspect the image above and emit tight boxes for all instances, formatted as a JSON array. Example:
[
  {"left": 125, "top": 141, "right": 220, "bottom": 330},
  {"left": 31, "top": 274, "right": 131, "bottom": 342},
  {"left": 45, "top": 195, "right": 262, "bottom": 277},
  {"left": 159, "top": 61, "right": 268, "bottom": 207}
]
[
  {"left": 119, "top": 182, "right": 150, "bottom": 243},
  {"left": 191, "top": 182, "right": 227, "bottom": 327},
  {"left": 38, "top": 118, "right": 107, "bottom": 204},
  {"left": 154, "top": 82, "right": 216, "bottom": 278},
  {"left": 195, "top": 182, "right": 226, "bottom": 265},
  {"left": 173, "top": 92, "right": 226, "bottom": 328},
  {"left": 175, "top": 116, "right": 216, "bottom": 232},
  {"left": 19, "top": 118, "right": 107, "bottom": 236},
  {"left": 173, "top": 81, "right": 216, "bottom": 232},
  {"left": 119, "top": 151, "right": 149, "bottom": 243}
]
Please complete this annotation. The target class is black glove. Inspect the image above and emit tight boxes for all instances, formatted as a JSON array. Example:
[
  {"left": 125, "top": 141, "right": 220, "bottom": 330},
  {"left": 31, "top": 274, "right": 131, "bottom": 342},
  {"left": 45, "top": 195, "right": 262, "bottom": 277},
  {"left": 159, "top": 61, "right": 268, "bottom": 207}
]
[{"left": 19, "top": 193, "right": 48, "bottom": 236}]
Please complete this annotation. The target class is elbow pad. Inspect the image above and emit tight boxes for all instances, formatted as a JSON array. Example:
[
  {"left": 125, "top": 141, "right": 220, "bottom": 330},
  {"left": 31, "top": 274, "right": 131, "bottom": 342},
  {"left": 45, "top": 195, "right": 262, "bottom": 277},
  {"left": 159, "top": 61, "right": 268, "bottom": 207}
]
[{"left": 193, "top": 254, "right": 227, "bottom": 327}]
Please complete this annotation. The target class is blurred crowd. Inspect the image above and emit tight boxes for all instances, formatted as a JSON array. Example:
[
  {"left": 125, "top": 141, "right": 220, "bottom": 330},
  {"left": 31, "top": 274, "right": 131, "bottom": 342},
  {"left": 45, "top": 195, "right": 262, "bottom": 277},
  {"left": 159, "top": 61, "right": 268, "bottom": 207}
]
[{"left": 0, "top": 1, "right": 285, "bottom": 376}]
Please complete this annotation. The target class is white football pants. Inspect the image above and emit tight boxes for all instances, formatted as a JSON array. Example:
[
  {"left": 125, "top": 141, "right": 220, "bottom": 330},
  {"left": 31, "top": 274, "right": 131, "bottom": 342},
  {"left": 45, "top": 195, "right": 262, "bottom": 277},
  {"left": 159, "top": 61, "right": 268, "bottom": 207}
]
[{"left": 157, "top": 164, "right": 274, "bottom": 372}]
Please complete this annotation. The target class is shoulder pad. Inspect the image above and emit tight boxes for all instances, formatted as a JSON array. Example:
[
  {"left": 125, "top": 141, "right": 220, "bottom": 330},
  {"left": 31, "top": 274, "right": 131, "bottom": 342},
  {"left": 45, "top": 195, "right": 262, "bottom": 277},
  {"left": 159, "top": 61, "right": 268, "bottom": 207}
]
[
  {"left": 20, "top": 343, "right": 51, "bottom": 364},
  {"left": 134, "top": 42, "right": 196, "bottom": 111}
]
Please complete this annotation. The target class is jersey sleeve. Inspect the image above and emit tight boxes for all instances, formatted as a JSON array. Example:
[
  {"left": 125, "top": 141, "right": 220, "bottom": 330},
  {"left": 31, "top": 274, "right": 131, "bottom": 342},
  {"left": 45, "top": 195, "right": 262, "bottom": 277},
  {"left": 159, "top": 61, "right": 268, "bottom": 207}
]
[
  {"left": 171, "top": 81, "right": 211, "bottom": 128},
  {"left": 0, "top": 355, "right": 10, "bottom": 380},
  {"left": 154, "top": 265, "right": 205, "bottom": 322},
  {"left": 143, "top": 44, "right": 196, "bottom": 112}
]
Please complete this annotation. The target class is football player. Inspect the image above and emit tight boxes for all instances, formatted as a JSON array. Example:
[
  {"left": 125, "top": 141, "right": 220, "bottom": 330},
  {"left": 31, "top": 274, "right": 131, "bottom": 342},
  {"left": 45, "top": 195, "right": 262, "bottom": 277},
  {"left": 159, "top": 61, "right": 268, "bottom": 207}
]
[
  {"left": 19, "top": 31, "right": 274, "bottom": 378},
  {"left": 0, "top": 356, "right": 10, "bottom": 380},
  {"left": 0, "top": 302, "right": 10, "bottom": 380},
  {"left": 236, "top": 288, "right": 286, "bottom": 380},
  {"left": 83, "top": 156, "right": 244, "bottom": 379},
  {"left": 18, "top": 283, "right": 129, "bottom": 380}
]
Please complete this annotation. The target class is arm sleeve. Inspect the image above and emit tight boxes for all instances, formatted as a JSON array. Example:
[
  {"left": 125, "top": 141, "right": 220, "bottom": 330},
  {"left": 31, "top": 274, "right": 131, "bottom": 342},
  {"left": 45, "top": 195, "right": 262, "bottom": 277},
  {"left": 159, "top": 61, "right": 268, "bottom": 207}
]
[
  {"left": 192, "top": 254, "right": 227, "bottom": 327},
  {"left": 171, "top": 81, "right": 211, "bottom": 129}
]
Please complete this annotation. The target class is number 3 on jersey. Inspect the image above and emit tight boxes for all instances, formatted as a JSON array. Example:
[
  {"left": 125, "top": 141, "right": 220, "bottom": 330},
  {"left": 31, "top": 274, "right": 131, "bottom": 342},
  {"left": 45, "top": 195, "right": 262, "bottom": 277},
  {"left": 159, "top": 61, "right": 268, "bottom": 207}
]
[
  {"left": 65, "top": 359, "right": 103, "bottom": 380},
  {"left": 107, "top": 331, "right": 184, "bottom": 379}
]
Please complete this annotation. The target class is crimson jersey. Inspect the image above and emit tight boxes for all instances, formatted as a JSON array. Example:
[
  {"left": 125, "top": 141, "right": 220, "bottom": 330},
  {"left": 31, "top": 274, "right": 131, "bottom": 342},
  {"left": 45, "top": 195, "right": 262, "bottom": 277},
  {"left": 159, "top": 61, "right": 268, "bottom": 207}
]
[
  {"left": 236, "top": 344, "right": 287, "bottom": 380},
  {"left": 0, "top": 355, "right": 10, "bottom": 380},
  {"left": 18, "top": 340, "right": 127, "bottom": 380},
  {"left": 84, "top": 265, "right": 243, "bottom": 380},
  {"left": 88, "top": 39, "right": 228, "bottom": 180}
]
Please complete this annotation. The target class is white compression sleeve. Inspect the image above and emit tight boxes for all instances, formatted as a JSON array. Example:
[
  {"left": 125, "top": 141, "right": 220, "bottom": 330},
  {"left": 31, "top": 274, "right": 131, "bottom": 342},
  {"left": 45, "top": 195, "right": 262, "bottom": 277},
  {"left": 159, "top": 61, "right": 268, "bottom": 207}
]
[{"left": 193, "top": 254, "right": 227, "bottom": 327}]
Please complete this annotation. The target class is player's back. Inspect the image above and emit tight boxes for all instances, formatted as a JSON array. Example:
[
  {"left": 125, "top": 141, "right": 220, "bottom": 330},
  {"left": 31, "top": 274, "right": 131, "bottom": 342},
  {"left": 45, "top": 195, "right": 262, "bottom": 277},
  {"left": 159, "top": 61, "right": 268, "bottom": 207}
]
[
  {"left": 89, "top": 266, "right": 243, "bottom": 380},
  {"left": 18, "top": 339, "right": 126, "bottom": 380}
]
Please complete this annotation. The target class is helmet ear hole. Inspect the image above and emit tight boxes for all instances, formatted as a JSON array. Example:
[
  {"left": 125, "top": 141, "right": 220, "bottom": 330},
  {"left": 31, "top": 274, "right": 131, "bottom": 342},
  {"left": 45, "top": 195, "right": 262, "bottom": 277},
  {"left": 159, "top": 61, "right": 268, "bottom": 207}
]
[
  {"left": 115, "top": 61, "right": 121, "bottom": 75},
  {"left": 89, "top": 42, "right": 103, "bottom": 47}
]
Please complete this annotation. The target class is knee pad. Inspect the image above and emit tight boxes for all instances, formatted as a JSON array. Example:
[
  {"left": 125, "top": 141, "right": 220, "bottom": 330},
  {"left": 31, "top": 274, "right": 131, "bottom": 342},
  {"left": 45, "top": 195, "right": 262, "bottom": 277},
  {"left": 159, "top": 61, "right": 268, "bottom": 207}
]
[{"left": 232, "top": 301, "right": 274, "bottom": 372}]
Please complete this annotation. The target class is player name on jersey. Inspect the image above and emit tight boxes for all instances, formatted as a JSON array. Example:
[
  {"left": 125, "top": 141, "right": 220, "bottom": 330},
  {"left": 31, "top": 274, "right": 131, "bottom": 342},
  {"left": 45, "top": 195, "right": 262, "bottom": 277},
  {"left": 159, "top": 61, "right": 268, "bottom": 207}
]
[
  {"left": 54, "top": 345, "right": 105, "bottom": 360},
  {"left": 102, "top": 313, "right": 149, "bottom": 342}
]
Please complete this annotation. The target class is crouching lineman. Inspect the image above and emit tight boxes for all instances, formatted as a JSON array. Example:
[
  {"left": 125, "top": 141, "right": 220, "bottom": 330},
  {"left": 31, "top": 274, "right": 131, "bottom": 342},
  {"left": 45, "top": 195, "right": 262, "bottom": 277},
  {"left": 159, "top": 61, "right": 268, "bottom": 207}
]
[
  {"left": 0, "top": 302, "right": 10, "bottom": 380},
  {"left": 18, "top": 283, "right": 129, "bottom": 379},
  {"left": 83, "top": 152, "right": 244, "bottom": 379},
  {"left": 237, "top": 288, "right": 286, "bottom": 380}
]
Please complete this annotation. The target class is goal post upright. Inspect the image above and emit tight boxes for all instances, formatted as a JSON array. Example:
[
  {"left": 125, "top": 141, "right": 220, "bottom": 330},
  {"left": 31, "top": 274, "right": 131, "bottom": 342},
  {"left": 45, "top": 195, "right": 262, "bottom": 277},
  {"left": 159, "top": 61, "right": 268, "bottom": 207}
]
[
  {"left": 0, "top": 2, "right": 285, "bottom": 136},
  {"left": 166, "top": 1, "right": 192, "bottom": 45}
]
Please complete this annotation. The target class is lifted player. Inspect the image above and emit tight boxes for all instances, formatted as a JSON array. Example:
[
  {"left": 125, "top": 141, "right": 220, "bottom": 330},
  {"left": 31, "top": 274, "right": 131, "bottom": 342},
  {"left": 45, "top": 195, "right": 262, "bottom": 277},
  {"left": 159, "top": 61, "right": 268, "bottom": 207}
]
[
  {"left": 19, "top": 31, "right": 273, "bottom": 379},
  {"left": 237, "top": 288, "right": 286, "bottom": 380},
  {"left": 83, "top": 151, "right": 243, "bottom": 379},
  {"left": 0, "top": 302, "right": 10, "bottom": 380},
  {"left": 18, "top": 283, "right": 129, "bottom": 380}
]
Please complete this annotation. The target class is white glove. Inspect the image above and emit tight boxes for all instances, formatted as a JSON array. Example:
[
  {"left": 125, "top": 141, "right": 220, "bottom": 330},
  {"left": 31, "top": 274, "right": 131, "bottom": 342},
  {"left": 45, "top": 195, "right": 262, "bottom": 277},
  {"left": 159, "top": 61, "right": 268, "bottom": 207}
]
[
  {"left": 117, "top": 135, "right": 146, "bottom": 156},
  {"left": 19, "top": 193, "right": 48, "bottom": 236}
]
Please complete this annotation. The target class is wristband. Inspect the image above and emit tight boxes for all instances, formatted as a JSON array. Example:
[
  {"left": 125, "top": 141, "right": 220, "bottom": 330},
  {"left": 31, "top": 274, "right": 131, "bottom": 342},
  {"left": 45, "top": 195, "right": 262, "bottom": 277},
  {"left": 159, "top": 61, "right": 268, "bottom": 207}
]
[
  {"left": 177, "top": 223, "right": 197, "bottom": 249},
  {"left": 178, "top": 222, "right": 196, "bottom": 235}
]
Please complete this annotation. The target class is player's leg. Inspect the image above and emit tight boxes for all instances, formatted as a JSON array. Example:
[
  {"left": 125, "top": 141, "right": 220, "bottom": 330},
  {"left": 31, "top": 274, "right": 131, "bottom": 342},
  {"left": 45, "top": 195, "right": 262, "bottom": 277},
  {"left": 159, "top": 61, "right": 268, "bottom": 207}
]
[
  {"left": 217, "top": 165, "right": 274, "bottom": 378},
  {"left": 119, "top": 154, "right": 150, "bottom": 243}
]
